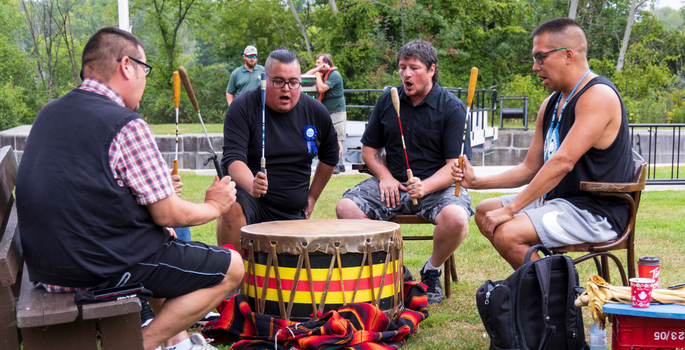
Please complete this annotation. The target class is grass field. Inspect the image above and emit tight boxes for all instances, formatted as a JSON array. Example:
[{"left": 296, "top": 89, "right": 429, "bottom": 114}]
[{"left": 176, "top": 172, "right": 685, "bottom": 349}]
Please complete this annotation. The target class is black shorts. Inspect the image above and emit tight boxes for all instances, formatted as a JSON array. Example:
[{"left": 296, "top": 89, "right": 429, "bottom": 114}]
[
  {"left": 106, "top": 239, "right": 233, "bottom": 299},
  {"left": 236, "top": 187, "right": 306, "bottom": 225}
]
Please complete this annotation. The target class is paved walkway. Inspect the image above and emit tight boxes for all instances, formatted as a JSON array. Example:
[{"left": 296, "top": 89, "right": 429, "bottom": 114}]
[{"left": 187, "top": 163, "right": 682, "bottom": 192}]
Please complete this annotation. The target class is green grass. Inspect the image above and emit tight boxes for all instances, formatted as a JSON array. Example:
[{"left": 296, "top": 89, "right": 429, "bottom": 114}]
[
  {"left": 176, "top": 173, "right": 685, "bottom": 349},
  {"left": 150, "top": 124, "right": 223, "bottom": 135}
]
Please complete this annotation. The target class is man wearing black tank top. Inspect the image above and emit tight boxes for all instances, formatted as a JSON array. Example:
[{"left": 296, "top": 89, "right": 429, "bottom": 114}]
[{"left": 451, "top": 18, "right": 633, "bottom": 270}]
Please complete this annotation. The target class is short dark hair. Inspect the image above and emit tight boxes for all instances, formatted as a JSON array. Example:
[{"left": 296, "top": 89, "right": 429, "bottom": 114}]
[
  {"left": 82, "top": 27, "right": 144, "bottom": 82},
  {"left": 397, "top": 40, "right": 438, "bottom": 83},
  {"left": 265, "top": 48, "right": 300, "bottom": 74},
  {"left": 532, "top": 17, "right": 582, "bottom": 38},
  {"left": 316, "top": 53, "right": 334, "bottom": 67}
]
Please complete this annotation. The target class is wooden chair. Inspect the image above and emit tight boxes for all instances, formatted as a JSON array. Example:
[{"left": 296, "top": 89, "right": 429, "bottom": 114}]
[
  {"left": 552, "top": 159, "right": 647, "bottom": 286},
  {"left": 0, "top": 145, "right": 145, "bottom": 350},
  {"left": 352, "top": 164, "right": 459, "bottom": 298}
]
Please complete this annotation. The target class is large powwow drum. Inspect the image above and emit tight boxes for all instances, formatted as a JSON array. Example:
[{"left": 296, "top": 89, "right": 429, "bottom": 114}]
[{"left": 241, "top": 219, "right": 403, "bottom": 321}]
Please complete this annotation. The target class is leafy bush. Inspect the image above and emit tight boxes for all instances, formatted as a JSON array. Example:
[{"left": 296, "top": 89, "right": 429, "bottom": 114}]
[
  {"left": 0, "top": 83, "right": 31, "bottom": 130},
  {"left": 499, "top": 74, "right": 549, "bottom": 122}
]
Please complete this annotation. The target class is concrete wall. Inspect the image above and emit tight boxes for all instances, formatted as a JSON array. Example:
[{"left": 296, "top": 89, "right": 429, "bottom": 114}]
[{"left": 2, "top": 126, "right": 683, "bottom": 168}]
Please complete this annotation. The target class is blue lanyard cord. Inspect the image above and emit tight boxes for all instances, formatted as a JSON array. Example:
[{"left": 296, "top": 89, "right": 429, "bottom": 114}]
[{"left": 550, "top": 69, "right": 591, "bottom": 129}]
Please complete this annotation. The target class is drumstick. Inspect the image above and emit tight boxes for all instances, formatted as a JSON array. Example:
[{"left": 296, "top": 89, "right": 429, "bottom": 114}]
[
  {"left": 178, "top": 66, "right": 225, "bottom": 178},
  {"left": 390, "top": 87, "right": 418, "bottom": 205},
  {"left": 260, "top": 72, "right": 267, "bottom": 174},
  {"left": 173, "top": 71, "right": 180, "bottom": 175},
  {"left": 455, "top": 67, "right": 478, "bottom": 197}
]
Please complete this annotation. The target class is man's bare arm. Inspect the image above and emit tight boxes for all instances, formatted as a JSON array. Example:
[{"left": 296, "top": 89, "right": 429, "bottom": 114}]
[
  {"left": 146, "top": 176, "right": 236, "bottom": 227},
  {"left": 226, "top": 93, "right": 234, "bottom": 106}
]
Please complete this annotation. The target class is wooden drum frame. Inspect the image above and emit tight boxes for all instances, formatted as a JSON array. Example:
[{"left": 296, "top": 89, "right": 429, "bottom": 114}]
[{"left": 241, "top": 219, "right": 404, "bottom": 322}]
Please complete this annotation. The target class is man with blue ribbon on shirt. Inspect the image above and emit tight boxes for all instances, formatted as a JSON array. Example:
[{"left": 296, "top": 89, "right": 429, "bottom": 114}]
[{"left": 451, "top": 17, "right": 634, "bottom": 270}]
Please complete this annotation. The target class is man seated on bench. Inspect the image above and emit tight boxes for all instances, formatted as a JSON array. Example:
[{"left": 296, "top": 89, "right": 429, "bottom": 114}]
[
  {"left": 451, "top": 18, "right": 633, "bottom": 270},
  {"left": 336, "top": 40, "right": 474, "bottom": 304},
  {"left": 15, "top": 27, "right": 244, "bottom": 350}
]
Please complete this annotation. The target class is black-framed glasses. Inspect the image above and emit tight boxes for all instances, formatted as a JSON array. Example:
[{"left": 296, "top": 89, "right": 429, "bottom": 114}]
[
  {"left": 533, "top": 47, "right": 567, "bottom": 65},
  {"left": 266, "top": 74, "right": 301, "bottom": 90},
  {"left": 117, "top": 56, "right": 153, "bottom": 76},
  {"left": 245, "top": 55, "right": 257, "bottom": 59}
]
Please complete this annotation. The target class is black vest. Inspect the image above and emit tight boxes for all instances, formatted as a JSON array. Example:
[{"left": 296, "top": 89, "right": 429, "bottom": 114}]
[
  {"left": 542, "top": 76, "right": 633, "bottom": 234},
  {"left": 17, "top": 89, "right": 167, "bottom": 288}
]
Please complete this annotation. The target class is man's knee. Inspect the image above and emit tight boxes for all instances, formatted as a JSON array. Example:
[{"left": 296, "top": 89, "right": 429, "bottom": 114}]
[
  {"left": 220, "top": 250, "right": 244, "bottom": 290},
  {"left": 336, "top": 198, "right": 365, "bottom": 219},
  {"left": 435, "top": 205, "right": 469, "bottom": 232},
  {"left": 475, "top": 197, "right": 503, "bottom": 233},
  {"left": 491, "top": 221, "right": 538, "bottom": 252}
]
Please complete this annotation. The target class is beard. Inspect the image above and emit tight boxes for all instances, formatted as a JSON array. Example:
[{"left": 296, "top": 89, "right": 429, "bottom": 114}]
[{"left": 245, "top": 60, "right": 257, "bottom": 69}]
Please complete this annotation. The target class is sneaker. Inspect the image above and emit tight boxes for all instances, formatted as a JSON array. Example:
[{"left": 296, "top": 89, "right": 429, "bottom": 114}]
[
  {"left": 194, "top": 311, "right": 220, "bottom": 327},
  {"left": 402, "top": 265, "right": 414, "bottom": 282},
  {"left": 339, "top": 163, "right": 346, "bottom": 173},
  {"left": 140, "top": 300, "right": 155, "bottom": 328},
  {"left": 189, "top": 333, "right": 217, "bottom": 350},
  {"left": 333, "top": 164, "right": 340, "bottom": 174},
  {"left": 420, "top": 264, "right": 444, "bottom": 304}
]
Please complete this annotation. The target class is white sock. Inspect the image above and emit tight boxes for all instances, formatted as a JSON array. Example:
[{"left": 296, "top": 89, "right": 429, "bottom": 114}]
[
  {"left": 165, "top": 338, "right": 193, "bottom": 350},
  {"left": 423, "top": 258, "right": 441, "bottom": 273}
]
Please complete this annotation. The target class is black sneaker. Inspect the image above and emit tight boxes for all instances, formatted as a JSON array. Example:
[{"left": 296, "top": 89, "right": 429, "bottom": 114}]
[
  {"left": 333, "top": 164, "right": 340, "bottom": 174},
  {"left": 402, "top": 266, "right": 414, "bottom": 282},
  {"left": 420, "top": 265, "right": 444, "bottom": 304},
  {"left": 338, "top": 164, "right": 346, "bottom": 173},
  {"left": 140, "top": 300, "right": 155, "bottom": 328}
]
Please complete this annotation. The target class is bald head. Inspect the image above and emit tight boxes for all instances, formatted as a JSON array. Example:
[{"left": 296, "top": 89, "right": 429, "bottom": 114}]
[{"left": 532, "top": 18, "right": 587, "bottom": 59}]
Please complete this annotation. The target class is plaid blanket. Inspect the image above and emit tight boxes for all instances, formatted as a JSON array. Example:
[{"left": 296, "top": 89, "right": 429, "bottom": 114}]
[{"left": 203, "top": 281, "right": 429, "bottom": 350}]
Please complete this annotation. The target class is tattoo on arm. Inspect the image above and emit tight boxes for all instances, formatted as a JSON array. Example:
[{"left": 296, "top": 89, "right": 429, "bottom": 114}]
[{"left": 373, "top": 151, "right": 386, "bottom": 165}]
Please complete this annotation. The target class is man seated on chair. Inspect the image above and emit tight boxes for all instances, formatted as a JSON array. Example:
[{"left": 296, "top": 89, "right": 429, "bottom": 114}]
[
  {"left": 216, "top": 48, "right": 339, "bottom": 251},
  {"left": 336, "top": 40, "right": 474, "bottom": 304},
  {"left": 451, "top": 17, "right": 634, "bottom": 270},
  {"left": 16, "top": 27, "right": 244, "bottom": 350}
]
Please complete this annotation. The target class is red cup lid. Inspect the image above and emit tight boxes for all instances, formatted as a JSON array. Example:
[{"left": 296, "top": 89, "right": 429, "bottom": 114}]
[{"left": 638, "top": 256, "right": 661, "bottom": 266}]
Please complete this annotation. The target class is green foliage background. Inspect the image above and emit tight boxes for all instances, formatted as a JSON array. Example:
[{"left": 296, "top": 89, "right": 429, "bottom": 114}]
[{"left": 2, "top": 0, "right": 685, "bottom": 128}]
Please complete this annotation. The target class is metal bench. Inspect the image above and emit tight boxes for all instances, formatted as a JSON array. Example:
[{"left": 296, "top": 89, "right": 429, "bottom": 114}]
[{"left": 499, "top": 95, "right": 529, "bottom": 130}]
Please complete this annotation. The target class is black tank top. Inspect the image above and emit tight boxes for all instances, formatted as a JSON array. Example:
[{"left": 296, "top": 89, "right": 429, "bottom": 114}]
[{"left": 542, "top": 76, "right": 633, "bottom": 234}]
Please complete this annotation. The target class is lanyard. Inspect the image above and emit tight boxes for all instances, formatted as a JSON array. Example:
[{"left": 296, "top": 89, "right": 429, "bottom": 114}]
[{"left": 550, "top": 69, "right": 591, "bottom": 129}]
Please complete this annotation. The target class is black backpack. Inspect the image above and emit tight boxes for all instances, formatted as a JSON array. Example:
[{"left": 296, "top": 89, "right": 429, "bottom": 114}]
[{"left": 476, "top": 245, "right": 588, "bottom": 350}]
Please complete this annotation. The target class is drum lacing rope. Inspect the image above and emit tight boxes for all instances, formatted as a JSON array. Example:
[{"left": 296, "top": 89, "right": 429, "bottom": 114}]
[{"left": 274, "top": 323, "right": 300, "bottom": 349}]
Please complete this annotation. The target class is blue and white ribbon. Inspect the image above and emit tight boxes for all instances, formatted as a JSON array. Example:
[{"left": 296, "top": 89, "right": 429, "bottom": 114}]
[{"left": 302, "top": 125, "right": 318, "bottom": 155}]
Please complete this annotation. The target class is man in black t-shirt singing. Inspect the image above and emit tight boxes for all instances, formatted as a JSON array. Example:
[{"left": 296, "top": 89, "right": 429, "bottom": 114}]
[
  {"left": 217, "top": 48, "right": 339, "bottom": 251},
  {"left": 336, "top": 40, "right": 474, "bottom": 304},
  {"left": 452, "top": 18, "right": 633, "bottom": 270}
]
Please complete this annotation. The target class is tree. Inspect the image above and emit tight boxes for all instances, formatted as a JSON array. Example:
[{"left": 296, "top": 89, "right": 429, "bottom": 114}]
[{"left": 617, "top": 0, "right": 649, "bottom": 72}]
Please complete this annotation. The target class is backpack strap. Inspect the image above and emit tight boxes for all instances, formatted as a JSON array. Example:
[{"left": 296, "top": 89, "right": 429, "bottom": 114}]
[
  {"left": 524, "top": 244, "right": 552, "bottom": 264},
  {"left": 534, "top": 257, "right": 556, "bottom": 350},
  {"left": 562, "top": 255, "right": 586, "bottom": 349}
]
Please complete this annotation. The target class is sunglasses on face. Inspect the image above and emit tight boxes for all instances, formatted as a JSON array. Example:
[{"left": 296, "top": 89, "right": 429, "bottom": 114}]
[{"left": 246, "top": 55, "right": 258, "bottom": 59}]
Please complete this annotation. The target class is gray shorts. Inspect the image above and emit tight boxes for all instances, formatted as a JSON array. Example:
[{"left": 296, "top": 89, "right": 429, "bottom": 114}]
[
  {"left": 330, "top": 111, "right": 346, "bottom": 141},
  {"left": 501, "top": 194, "right": 618, "bottom": 248},
  {"left": 342, "top": 177, "right": 474, "bottom": 224}
]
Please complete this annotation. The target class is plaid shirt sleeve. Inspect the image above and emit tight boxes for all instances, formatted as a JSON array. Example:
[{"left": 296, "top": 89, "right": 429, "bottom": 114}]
[{"left": 110, "top": 118, "right": 175, "bottom": 205}]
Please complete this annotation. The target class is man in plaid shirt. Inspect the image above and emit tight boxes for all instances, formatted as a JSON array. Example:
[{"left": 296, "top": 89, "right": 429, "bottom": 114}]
[{"left": 16, "top": 28, "right": 243, "bottom": 350}]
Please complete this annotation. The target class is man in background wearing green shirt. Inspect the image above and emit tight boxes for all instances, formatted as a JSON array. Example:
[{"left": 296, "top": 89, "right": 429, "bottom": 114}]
[
  {"left": 306, "top": 53, "right": 347, "bottom": 173},
  {"left": 226, "top": 45, "right": 265, "bottom": 106}
]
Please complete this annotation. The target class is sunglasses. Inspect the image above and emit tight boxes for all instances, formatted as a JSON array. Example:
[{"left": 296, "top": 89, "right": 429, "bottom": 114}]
[
  {"left": 245, "top": 55, "right": 258, "bottom": 59},
  {"left": 117, "top": 56, "right": 153, "bottom": 76}
]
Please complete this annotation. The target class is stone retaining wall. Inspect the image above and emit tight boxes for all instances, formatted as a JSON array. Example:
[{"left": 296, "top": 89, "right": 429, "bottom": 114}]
[{"left": 2, "top": 126, "right": 682, "bottom": 168}]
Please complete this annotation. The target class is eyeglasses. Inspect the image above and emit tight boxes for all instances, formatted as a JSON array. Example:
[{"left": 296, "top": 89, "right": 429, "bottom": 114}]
[
  {"left": 117, "top": 56, "right": 152, "bottom": 76},
  {"left": 266, "top": 74, "right": 301, "bottom": 90},
  {"left": 532, "top": 47, "right": 567, "bottom": 65},
  {"left": 245, "top": 55, "right": 257, "bottom": 59}
]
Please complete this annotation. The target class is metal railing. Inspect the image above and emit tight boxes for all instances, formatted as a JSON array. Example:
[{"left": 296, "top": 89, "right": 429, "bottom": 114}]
[
  {"left": 343, "top": 88, "right": 498, "bottom": 122},
  {"left": 629, "top": 124, "right": 684, "bottom": 185}
]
